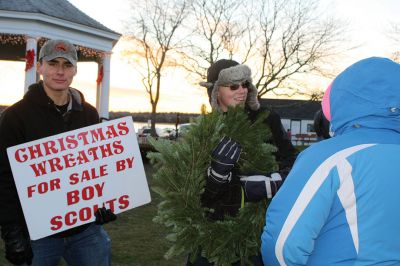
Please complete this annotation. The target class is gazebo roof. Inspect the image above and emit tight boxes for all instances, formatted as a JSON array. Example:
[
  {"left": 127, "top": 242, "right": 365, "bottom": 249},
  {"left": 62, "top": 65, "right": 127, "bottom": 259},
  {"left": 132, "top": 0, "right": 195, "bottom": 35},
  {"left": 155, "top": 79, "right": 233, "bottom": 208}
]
[
  {"left": 0, "top": 0, "right": 121, "bottom": 61},
  {"left": 0, "top": 0, "right": 117, "bottom": 34}
]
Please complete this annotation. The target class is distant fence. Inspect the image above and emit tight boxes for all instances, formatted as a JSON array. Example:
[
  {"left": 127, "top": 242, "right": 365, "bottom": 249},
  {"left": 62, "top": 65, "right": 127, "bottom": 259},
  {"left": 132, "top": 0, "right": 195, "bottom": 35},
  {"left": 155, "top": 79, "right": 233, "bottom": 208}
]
[
  {"left": 138, "top": 133, "right": 320, "bottom": 157},
  {"left": 291, "top": 133, "right": 318, "bottom": 146}
]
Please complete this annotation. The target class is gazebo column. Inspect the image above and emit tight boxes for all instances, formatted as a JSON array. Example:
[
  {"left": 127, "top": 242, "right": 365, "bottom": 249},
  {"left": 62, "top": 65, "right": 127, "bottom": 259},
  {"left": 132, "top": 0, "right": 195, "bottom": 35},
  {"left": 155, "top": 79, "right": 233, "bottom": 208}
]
[
  {"left": 98, "top": 52, "right": 111, "bottom": 121},
  {"left": 24, "top": 35, "right": 38, "bottom": 92}
]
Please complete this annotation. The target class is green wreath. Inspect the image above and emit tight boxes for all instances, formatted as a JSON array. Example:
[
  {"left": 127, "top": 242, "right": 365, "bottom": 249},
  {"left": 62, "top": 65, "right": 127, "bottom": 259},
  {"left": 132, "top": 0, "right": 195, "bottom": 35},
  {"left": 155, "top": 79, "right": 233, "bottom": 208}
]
[{"left": 148, "top": 106, "right": 277, "bottom": 265}]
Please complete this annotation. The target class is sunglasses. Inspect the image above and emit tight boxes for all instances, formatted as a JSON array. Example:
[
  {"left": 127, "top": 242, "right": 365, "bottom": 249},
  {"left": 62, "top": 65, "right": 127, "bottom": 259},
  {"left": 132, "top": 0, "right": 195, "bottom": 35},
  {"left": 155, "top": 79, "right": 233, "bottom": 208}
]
[{"left": 228, "top": 81, "right": 250, "bottom": 91}]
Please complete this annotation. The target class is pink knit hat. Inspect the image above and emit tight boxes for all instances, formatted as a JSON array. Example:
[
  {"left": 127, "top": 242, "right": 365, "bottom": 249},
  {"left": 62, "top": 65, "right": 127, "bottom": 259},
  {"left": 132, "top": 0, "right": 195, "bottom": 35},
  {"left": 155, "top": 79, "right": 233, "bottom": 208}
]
[{"left": 322, "top": 83, "right": 332, "bottom": 121}]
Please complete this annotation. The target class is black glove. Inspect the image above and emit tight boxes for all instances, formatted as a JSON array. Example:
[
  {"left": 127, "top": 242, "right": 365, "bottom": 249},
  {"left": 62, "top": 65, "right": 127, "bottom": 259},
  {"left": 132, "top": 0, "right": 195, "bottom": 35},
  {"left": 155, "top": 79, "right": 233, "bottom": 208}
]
[
  {"left": 239, "top": 173, "right": 283, "bottom": 201},
  {"left": 209, "top": 136, "right": 242, "bottom": 182},
  {"left": 95, "top": 207, "right": 117, "bottom": 225},
  {"left": 1, "top": 225, "right": 33, "bottom": 265}
]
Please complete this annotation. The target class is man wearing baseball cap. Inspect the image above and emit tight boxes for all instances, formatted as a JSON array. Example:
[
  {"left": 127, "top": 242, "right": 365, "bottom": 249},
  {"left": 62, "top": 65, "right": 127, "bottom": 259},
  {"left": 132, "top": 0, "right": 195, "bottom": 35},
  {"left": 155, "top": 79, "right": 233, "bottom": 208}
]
[{"left": 0, "top": 39, "right": 115, "bottom": 265}]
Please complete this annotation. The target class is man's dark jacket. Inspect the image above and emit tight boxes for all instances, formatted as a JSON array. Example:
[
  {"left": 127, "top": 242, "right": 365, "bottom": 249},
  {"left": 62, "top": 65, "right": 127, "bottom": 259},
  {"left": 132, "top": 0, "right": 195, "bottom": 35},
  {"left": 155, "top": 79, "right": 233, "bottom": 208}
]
[{"left": 0, "top": 81, "right": 99, "bottom": 237}]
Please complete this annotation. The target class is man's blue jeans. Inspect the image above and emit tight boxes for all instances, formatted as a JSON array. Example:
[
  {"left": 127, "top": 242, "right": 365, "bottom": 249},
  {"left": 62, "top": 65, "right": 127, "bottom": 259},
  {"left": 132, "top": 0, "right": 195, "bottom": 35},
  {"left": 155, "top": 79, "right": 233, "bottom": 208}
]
[{"left": 29, "top": 223, "right": 111, "bottom": 266}]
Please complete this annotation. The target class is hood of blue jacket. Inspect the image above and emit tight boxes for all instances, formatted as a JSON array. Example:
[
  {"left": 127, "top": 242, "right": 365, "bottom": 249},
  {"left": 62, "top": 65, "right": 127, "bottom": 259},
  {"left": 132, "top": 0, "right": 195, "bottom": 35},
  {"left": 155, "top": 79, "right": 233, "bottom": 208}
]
[{"left": 328, "top": 57, "right": 400, "bottom": 135}]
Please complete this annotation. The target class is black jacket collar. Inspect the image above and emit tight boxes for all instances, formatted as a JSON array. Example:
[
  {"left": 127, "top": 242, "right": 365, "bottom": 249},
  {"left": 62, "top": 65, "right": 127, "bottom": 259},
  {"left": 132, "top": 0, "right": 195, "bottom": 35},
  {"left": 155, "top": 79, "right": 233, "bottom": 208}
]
[{"left": 24, "top": 81, "right": 84, "bottom": 112}]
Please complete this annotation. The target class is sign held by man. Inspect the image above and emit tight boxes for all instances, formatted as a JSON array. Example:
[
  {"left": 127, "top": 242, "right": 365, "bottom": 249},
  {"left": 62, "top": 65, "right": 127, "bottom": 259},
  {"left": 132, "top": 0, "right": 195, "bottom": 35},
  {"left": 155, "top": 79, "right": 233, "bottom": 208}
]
[{"left": 7, "top": 116, "right": 151, "bottom": 240}]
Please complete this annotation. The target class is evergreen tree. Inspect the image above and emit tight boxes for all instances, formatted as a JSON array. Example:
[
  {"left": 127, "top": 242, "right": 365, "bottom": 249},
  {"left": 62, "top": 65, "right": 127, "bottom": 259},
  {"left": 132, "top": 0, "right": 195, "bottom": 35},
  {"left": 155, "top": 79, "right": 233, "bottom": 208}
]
[{"left": 149, "top": 106, "right": 277, "bottom": 265}]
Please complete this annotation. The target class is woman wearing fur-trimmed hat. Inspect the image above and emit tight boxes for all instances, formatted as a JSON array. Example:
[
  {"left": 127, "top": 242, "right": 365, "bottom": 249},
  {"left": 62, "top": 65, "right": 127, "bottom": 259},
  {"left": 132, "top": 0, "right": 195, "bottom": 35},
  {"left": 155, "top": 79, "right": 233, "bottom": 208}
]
[
  {"left": 186, "top": 60, "right": 297, "bottom": 266},
  {"left": 200, "top": 60, "right": 296, "bottom": 170}
]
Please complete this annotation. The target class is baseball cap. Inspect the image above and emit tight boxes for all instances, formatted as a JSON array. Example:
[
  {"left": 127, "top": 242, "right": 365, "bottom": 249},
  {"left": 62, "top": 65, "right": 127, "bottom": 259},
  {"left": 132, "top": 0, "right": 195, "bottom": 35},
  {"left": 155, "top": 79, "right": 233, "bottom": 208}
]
[{"left": 39, "top": 39, "right": 78, "bottom": 65}]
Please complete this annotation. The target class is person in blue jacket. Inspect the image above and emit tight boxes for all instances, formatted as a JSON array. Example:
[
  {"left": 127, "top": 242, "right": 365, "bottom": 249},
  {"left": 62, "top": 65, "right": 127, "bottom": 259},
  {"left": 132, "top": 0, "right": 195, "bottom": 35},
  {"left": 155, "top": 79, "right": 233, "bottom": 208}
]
[{"left": 261, "top": 57, "right": 400, "bottom": 265}]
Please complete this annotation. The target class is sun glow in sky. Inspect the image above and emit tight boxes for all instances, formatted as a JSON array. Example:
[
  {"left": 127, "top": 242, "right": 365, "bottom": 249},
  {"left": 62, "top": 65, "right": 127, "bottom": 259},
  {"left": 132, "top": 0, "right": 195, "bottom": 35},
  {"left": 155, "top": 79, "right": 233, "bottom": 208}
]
[{"left": 0, "top": 0, "right": 399, "bottom": 113}]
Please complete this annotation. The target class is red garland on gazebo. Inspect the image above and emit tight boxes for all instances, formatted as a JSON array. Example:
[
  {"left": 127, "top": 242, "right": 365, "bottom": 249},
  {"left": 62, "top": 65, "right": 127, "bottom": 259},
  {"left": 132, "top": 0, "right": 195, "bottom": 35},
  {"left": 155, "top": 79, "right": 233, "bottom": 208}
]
[
  {"left": 96, "top": 65, "right": 104, "bottom": 86},
  {"left": 25, "top": 49, "right": 35, "bottom": 71},
  {"left": 0, "top": 33, "right": 25, "bottom": 45},
  {"left": 1, "top": 33, "right": 104, "bottom": 60}
]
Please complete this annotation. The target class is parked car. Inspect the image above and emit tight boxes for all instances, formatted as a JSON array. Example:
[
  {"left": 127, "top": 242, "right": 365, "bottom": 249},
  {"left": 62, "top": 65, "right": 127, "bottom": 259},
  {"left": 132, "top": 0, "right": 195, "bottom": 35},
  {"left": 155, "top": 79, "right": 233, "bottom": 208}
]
[
  {"left": 137, "top": 127, "right": 154, "bottom": 137},
  {"left": 137, "top": 127, "right": 171, "bottom": 138},
  {"left": 162, "top": 128, "right": 177, "bottom": 140},
  {"left": 177, "top": 123, "right": 191, "bottom": 137}
]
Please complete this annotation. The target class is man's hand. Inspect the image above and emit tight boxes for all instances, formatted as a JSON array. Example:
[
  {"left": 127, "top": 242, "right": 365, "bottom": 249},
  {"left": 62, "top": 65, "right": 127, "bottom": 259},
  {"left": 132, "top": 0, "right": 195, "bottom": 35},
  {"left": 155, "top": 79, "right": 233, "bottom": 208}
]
[
  {"left": 1, "top": 225, "right": 33, "bottom": 265},
  {"left": 209, "top": 136, "right": 242, "bottom": 182},
  {"left": 95, "top": 207, "right": 117, "bottom": 225}
]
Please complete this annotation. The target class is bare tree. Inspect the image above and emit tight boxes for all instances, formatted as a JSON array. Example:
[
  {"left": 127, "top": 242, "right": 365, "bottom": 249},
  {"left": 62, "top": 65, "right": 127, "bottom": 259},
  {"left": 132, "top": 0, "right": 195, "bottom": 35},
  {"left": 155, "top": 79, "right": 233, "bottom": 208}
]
[
  {"left": 252, "top": 0, "right": 346, "bottom": 98},
  {"left": 388, "top": 22, "right": 400, "bottom": 63},
  {"left": 178, "top": 0, "right": 246, "bottom": 80},
  {"left": 123, "top": 0, "right": 190, "bottom": 136},
  {"left": 183, "top": 0, "right": 346, "bottom": 99},
  {"left": 391, "top": 51, "right": 400, "bottom": 63},
  {"left": 388, "top": 23, "right": 400, "bottom": 43}
]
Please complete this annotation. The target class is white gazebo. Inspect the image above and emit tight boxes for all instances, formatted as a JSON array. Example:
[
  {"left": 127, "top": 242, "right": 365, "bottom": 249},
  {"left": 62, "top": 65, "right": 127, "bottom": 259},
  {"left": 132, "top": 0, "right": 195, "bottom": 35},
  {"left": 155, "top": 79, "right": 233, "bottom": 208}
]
[{"left": 0, "top": 0, "right": 121, "bottom": 120}]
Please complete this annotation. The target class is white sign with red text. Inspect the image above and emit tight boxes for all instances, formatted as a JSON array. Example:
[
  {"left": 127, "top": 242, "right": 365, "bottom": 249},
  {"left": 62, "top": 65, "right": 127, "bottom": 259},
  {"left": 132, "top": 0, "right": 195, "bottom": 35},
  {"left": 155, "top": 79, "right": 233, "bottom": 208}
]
[{"left": 7, "top": 116, "right": 151, "bottom": 240}]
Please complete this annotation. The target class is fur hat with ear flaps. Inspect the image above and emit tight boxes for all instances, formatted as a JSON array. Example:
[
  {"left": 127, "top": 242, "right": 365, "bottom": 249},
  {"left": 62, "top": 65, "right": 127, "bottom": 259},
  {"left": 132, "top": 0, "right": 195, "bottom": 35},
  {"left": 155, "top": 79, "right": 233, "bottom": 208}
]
[{"left": 199, "top": 60, "right": 260, "bottom": 111}]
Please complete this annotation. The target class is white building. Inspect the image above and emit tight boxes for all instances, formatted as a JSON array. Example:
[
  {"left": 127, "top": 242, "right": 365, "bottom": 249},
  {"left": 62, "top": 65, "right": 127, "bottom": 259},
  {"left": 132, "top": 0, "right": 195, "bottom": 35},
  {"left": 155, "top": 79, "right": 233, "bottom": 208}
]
[{"left": 260, "top": 99, "right": 322, "bottom": 146}]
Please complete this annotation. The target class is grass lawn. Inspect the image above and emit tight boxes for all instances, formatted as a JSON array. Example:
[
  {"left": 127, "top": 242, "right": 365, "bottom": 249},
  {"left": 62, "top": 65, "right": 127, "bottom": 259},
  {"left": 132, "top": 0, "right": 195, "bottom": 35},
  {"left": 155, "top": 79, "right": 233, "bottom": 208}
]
[{"left": 0, "top": 162, "right": 185, "bottom": 266}]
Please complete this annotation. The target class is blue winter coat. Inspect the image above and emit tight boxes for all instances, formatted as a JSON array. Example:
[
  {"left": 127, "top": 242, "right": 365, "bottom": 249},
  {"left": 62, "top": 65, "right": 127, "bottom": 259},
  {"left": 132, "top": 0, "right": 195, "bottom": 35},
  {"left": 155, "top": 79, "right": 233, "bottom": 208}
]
[{"left": 261, "top": 57, "right": 400, "bottom": 265}]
